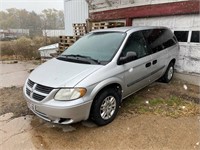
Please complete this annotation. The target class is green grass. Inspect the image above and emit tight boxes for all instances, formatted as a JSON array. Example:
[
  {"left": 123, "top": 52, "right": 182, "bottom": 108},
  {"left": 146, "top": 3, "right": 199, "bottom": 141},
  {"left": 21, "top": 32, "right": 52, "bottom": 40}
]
[{"left": 122, "top": 95, "right": 200, "bottom": 118}]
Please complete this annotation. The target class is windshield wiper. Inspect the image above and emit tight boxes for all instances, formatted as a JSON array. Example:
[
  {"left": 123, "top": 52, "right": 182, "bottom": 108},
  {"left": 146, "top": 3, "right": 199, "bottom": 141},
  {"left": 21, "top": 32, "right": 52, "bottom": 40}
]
[{"left": 60, "top": 54, "right": 101, "bottom": 64}]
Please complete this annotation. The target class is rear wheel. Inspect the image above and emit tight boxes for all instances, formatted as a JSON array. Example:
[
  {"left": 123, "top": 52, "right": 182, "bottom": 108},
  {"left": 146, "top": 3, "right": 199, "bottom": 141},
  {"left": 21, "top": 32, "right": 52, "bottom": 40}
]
[
  {"left": 90, "top": 88, "right": 120, "bottom": 126},
  {"left": 161, "top": 62, "right": 174, "bottom": 83}
]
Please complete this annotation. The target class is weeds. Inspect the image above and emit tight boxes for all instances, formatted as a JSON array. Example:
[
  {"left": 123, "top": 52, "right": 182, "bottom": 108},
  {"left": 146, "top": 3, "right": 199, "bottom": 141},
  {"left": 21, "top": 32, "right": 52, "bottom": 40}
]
[
  {"left": 122, "top": 95, "right": 200, "bottom": 118},
  {"left": 0, "top": 36, "right": 59, "bottom": 60}
]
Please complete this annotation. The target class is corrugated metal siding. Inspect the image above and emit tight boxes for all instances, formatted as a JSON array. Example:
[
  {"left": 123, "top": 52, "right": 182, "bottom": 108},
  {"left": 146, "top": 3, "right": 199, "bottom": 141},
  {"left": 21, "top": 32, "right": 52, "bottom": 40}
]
[
  {"left": 64, "top": 0, "right": 88, "bottom": 36},
  {"left": 42, "top": 30, "right": 65, "bottom": 37}
]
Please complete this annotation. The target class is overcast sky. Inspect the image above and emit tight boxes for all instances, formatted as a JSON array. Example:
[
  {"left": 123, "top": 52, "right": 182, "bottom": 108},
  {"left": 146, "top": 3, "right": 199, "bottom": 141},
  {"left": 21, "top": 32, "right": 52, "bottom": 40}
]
[{"left": 0, "top": 0, "right": 64, "bottom": 13}]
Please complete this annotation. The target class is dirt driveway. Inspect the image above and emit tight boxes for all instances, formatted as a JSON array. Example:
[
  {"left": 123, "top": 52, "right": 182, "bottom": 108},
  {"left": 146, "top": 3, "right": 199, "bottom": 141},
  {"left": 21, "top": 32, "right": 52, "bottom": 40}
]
[
  {"left": 0, "top": 61, "right": 37, "bottom": 88},
  {"left": 0, "top": 61, "right": 200, "bottom": 150}
]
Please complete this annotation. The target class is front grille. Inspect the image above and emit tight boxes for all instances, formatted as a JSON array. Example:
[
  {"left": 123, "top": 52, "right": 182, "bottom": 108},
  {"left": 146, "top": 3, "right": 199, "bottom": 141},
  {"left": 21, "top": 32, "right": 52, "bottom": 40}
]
[
  {"left": 32, "top": 93, "right": 46, "bottom": 101},
  {"left": 35, "top": 84, "right": 53, "bottom": 94},
  {"left": 26, "top": 88, "right": 31, "bottom": 96},
  {"left": 26, "top": 79, "right": 54, "bottom": 101},
  {"left": 27, "top": 79, "right": 34, "bottom": 88}
]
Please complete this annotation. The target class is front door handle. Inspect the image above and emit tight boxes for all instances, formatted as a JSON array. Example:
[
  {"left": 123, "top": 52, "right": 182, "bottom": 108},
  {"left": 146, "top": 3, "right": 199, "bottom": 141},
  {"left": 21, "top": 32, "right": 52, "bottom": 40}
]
[
  {"left": 152, "top": 60, "right": 157, "bottom": 65},
  {"left": 145, "top": 62, "right": 151, "bottom": 68}
]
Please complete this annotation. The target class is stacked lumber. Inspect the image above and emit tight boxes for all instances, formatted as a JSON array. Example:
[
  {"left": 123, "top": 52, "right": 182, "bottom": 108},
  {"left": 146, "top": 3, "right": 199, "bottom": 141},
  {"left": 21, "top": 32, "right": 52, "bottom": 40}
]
[
  {"left": 58, "top": 35, "right": 80, "bottom": 53},
  {"left": 91, "top": 22, "right": 125, "bottom": 30},
  {"left": 73, "top": 23, "right": 87, "bottom": 36}
]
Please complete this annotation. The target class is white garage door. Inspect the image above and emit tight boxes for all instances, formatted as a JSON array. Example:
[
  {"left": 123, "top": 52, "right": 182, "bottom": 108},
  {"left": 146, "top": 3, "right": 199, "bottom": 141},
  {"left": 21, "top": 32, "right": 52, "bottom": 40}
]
[
  {"left": 133, "top": 14, "right": 200, "bottom": 74},
  {"left": 133, "top": 14, "right": 200, "bottom": 30}
]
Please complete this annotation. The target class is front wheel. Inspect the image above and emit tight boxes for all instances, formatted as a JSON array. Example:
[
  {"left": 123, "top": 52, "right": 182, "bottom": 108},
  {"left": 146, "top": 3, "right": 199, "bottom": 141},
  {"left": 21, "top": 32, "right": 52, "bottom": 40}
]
[
  {"left": 90, "top": 88, "right": 120, "bottom": 126},
  {"left": 161, "top": 62, "right": 174, "bottom": 83}
]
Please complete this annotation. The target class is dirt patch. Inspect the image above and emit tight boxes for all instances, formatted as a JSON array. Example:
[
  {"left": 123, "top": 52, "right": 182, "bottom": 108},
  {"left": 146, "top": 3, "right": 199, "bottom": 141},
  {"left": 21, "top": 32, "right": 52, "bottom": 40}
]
[
  {"left": 120, "top": 80, "right": 200, "bottom": 118},
  {"left": 0, "top": 87, "right": 32, "bottom": 118},
  {"left": 136, "top": 79, "right": 199, "bottom": 103},
  {"left": 1, "top": 113, "right": 199, "bottom": 150}
]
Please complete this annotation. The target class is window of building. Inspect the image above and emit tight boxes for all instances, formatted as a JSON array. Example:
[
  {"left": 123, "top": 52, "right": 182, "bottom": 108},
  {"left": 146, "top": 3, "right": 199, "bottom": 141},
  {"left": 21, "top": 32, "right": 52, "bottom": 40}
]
[
  {"left": 191, "top": 31, "right": 200, "bottom": 43},
  {"left": 174, "top": 31, "right": 189, "bottom": 42}
]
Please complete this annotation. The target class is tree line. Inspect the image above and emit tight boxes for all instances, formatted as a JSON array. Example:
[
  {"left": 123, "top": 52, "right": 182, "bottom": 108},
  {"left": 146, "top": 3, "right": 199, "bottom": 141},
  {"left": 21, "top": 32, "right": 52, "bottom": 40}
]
[{"left": 0, "top": 8, "right": 64, "bottom": 37}]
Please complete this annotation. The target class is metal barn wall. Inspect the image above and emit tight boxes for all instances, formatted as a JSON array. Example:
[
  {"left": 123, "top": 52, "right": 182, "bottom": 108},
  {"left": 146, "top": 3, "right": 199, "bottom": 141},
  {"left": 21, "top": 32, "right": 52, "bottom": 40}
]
[
  {"left": 64, "top": 0, "right": 88, "bottom": 36},
  {"left": 42, "top": 30, "right": 65, "bottom": 37},
  {"left": 132, "top": 14, "right": 200, "bottom": 30}
]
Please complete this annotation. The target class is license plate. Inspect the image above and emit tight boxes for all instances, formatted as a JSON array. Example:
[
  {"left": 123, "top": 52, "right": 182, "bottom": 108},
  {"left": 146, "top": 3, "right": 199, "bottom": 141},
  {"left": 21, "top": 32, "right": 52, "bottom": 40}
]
[{"left": 27, "top": 102, "right": 35, "bottom": 111}]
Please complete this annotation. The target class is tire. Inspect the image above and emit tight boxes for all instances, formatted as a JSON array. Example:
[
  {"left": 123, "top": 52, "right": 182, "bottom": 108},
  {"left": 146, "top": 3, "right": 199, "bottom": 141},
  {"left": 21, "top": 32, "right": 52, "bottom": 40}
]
[
  {"left": 161, "top": 62, "right": 174, "bottom": 83},
  {"left": 90, "top": 88, "right": 120, "bottom": 126}
]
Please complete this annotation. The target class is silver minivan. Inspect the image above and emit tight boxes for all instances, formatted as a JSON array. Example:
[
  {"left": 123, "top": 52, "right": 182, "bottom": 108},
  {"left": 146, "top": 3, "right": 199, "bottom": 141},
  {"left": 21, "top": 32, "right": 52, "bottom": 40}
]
[{"left": 23, "top": 26, "right": 179, "bottom": 126}]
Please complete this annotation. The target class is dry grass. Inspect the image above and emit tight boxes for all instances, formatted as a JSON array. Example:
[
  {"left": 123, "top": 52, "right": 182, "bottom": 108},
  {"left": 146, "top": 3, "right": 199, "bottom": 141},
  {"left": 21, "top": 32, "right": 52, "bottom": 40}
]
[
  {"left": 121, "top": 80, "right": 200, "bottom": 118},
  {"left": 0, "top": 36, "right": 59, "bottom": 60},
  {"left": 124, "top": 96, "right": 199, "bottom": 118}
]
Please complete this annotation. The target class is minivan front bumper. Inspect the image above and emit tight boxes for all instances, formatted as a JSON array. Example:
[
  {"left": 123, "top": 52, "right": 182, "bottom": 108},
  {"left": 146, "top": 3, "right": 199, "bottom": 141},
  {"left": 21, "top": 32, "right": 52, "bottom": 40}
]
[{"left": 23, "top": 86, "right": 92, "bottom": 124}]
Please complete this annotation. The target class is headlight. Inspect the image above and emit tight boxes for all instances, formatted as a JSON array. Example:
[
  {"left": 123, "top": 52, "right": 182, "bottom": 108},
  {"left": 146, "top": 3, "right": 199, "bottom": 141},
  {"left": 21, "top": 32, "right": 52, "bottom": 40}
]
[{"left": 54, "top": 88, "right": 87, "bottom": 101}]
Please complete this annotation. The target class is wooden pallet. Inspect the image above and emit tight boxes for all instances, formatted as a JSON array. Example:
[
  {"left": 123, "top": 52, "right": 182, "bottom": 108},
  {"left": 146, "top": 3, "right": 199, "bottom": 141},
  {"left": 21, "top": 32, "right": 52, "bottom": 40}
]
[
  {"left": 107, "top": 22, "right": 125, "bottom": 27},
  {"left": 74, "top": 33, "right": 85, "bottom": 36},
  {"left": 74, "top": 31, "right": 86, "bottom": 36},
  {"left": 60, "top": 39, "right": 76, "bottom": 43},
  {"left": 92, "top": 22, "right": 109, "bottom": 26},
  {"left": 92, "top": 22, "right": 125, "bottom": 27},
  {"left": 58, "top": 45, "right": 70, "bottom": 53},
  {"left": 58, "top": 35, "right": 81, "bottom": 52},
  {"left": 73, "top": 23, "right": 86, "bottom": 27},
  {"left": 59, "top": 42, "right": 72, "bottom": 47},
  {"left": 74, "top": 29, "right": 86, "bottom": 32},
  {"left": 73, "top": 26, "right": 86, "bottom": 30},
  {"left": 91, "top": 21, "right": 125, "bottom": 31},
  {"left": 73, "top": 23, "right": 87, "bottom": 36},
  {"left": 59, "top": 35, "right": 80, "bottom": 40}
]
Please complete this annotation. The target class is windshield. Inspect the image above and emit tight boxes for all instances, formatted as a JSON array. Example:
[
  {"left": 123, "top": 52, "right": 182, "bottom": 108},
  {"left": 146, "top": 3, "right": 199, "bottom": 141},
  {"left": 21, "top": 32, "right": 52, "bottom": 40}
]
[{"left": 60, "top": 32, "right": 126, "bottom": 64}]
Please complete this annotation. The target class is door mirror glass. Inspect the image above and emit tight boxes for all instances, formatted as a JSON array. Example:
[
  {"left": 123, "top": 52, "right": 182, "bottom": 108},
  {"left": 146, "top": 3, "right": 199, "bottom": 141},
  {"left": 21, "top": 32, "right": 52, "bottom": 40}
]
[{"left": 118, "top": 51, "right": 137, "bottom": 65}]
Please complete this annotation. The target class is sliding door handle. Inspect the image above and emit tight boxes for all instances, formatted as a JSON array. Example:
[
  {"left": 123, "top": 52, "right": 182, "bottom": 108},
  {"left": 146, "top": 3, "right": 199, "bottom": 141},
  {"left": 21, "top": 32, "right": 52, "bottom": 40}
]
[
  {"left": 145, "top": 62, "right": 151, "bottom": 68},
  {"left": 152, "top": 60, "right": 157, "bottom": 65}
]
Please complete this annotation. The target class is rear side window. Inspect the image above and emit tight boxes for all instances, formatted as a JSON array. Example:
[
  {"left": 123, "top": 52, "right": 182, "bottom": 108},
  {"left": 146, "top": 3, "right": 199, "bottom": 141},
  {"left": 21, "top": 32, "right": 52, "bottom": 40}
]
[
  {"left": 163, "top": 37, "right": 177, "bottom": 48},
  {"left": 174, "top": 31, "right": 189, "bottom": 42},
  {"left": 142, "top": 29, "right": 176, "bottom": 53},
  {"left": 191, "top": 31, "right": 200, "bottom": 43}
]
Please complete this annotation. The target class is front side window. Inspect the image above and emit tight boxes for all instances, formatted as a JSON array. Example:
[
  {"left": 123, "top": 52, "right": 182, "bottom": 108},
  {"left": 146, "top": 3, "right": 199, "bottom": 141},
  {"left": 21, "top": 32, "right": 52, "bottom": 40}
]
[
  {"left": 122, "top": 31, "right": 149, "bottom": 59},
  {"left": 61, "top": 32, "right": 126, "bottom": 64}
]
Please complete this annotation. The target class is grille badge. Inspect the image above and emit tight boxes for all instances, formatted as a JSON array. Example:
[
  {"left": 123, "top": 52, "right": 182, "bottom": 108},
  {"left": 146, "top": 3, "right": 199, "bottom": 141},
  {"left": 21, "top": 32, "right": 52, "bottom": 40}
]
[{"left": 30, "top": 83, "right": 36, "bottom": 99}]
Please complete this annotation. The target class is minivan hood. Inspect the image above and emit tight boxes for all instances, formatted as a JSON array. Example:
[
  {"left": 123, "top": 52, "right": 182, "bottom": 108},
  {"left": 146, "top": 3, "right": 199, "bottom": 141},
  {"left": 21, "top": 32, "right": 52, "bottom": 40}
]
[{"left": 29, "top": 58, "right": 102, "bottom": 88}]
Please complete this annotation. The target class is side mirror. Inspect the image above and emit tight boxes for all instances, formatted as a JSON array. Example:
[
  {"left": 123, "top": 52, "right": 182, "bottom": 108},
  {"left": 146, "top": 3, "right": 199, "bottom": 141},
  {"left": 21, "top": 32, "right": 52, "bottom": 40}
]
[{"left": 118, "top": 51, "right": 137, "bottom": 65}]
